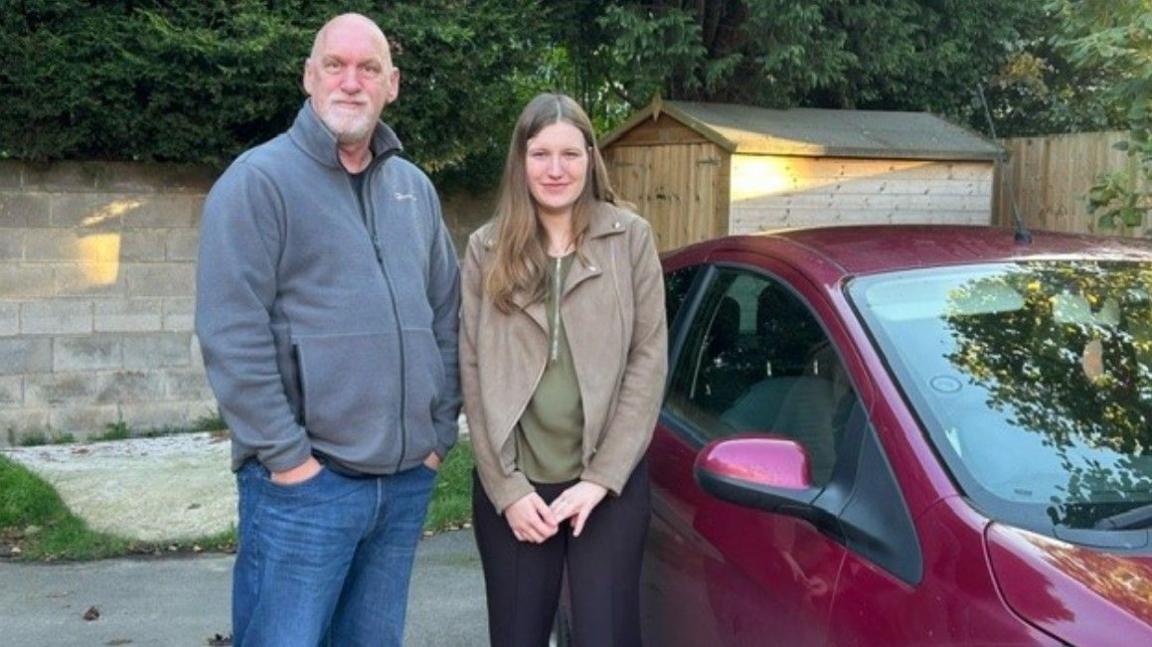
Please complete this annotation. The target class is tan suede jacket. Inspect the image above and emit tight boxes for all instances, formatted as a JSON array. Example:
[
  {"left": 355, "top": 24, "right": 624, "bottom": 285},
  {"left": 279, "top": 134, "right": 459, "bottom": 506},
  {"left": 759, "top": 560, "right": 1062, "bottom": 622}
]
[{"left": 460, "top": 203, "right": 668, "bottom": 513}]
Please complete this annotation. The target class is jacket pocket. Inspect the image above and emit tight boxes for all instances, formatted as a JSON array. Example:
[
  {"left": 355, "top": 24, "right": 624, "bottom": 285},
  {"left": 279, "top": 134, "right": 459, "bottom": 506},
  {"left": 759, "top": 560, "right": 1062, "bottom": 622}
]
[
  {"left": 295, "top": 332, "right": 402, "bottom": 453},
  {"left": 401, "top": 327, "right": 446, "bottom": 443},
  {"left": 271, "top": 323, "right": 303, "bottom": 425}
]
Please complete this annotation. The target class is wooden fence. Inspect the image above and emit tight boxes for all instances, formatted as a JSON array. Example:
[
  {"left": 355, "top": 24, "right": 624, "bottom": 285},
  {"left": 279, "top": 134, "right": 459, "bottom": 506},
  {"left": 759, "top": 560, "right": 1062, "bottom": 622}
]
[{"left": 994, "top": 130, "right": 1147, "bottom": 236}]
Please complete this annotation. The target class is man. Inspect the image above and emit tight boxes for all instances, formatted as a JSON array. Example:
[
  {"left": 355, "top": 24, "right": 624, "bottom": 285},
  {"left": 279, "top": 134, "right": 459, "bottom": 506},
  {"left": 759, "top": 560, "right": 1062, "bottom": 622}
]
[{"left": 194, "top": 13, "right": 460, "bottom": 646}]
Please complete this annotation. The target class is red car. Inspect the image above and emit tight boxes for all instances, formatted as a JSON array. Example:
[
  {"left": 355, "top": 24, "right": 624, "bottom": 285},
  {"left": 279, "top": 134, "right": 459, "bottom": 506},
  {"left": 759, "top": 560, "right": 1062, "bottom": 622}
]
[{"left": 642, "top": 225, "right": 1152, "bottom": 646}]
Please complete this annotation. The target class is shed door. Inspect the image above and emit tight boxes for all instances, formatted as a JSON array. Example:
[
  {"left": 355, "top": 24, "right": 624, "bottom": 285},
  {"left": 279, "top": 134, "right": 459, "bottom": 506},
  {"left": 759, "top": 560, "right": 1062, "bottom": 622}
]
[{"left": 606, "top": 144, "right": 726, "bottom": 252}]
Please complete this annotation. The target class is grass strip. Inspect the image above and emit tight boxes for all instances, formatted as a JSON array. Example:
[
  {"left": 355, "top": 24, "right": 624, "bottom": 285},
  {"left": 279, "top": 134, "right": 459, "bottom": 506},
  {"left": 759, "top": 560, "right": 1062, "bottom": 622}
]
[
  {"left": 0, "top": 454, "right": 130, "bottom": 560},
  {"left": 425, "top": 439, "right": 474, "bottom": 534},
  {"left": 1, "top": 439, "right": 476, "bottom": 561}
]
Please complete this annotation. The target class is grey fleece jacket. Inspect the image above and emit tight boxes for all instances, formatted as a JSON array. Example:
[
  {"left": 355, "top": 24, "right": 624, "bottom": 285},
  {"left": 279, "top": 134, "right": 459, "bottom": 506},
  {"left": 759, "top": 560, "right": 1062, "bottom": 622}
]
[{"left": 195, "top": 101, "right": 461, "bottom": 475}]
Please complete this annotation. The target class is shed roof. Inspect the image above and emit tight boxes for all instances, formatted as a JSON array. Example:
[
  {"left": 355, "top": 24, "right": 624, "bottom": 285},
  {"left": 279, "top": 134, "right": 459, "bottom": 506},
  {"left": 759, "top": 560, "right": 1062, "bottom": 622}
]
[{"left": 600, "top": 99, "right": 1003, "bottom": 161}]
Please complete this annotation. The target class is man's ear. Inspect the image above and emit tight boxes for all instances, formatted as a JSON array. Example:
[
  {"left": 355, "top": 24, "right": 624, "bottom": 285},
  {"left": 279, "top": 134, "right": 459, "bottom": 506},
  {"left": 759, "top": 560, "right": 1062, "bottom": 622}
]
[
  {"left": 302, "top": 59, "right": 315, "bottom": 95},
  {"left": 387, "top": 67, "right": 400, "bottom": 104}
]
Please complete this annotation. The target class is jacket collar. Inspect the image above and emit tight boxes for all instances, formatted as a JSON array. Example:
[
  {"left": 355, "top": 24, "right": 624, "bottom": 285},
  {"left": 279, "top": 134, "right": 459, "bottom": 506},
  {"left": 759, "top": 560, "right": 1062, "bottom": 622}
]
[
  {"left": 508, "top": 202, "right": 629, "bottom": 324},
  {"left": 482, "top": 201, "right": 626, "bottom": 250},
  {"left": 585, "top": 201, "right": 628, "bottom": 239},
  {"left": 287, "top": 100, "right": 403, "bottom": 170},
  {"left": 568, "top": 201, "right": 626, "bottom": 291}
]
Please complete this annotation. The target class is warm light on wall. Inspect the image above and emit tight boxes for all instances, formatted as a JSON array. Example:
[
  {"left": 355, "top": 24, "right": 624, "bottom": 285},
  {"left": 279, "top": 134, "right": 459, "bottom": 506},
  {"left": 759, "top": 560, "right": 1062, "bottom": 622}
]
[
  {"left": 71, "top": 198, "right": 142, "bottom": 287},
  {"left": 73, "top": 234, "right": 121, "bottom": 285},
  {"left": 80, "top": 198, "right": 142, "bottom": 227},
  {"left": 730, "top": 156, "right": 943, "bottom": 203},
  {"left": 730, "top": 157, "right": 795, "bottom": 201}
]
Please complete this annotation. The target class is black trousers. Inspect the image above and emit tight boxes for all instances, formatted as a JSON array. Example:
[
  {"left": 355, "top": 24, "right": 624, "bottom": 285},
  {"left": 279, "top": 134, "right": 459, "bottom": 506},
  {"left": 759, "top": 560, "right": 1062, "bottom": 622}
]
[{"left": 472, "top": 460, "right": 650, "bottom": 647}]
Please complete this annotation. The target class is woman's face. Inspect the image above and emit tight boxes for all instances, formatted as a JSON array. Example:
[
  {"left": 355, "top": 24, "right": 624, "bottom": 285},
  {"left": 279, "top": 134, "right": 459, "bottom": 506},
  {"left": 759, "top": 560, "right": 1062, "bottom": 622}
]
[{"left": 525, "top": 121, "right": 589, "bottom": 218}]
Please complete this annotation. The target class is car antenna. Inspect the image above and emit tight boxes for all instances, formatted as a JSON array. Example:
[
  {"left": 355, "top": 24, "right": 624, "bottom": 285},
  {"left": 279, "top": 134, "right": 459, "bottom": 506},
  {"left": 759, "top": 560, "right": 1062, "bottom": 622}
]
[{"left": 978, "top": 82, "right": 1032, "bottom": 244}]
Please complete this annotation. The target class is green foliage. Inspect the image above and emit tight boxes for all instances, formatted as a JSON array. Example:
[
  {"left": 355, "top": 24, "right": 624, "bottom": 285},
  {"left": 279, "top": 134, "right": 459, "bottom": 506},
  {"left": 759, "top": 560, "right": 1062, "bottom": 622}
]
[
  {"left": 1, "top": 1, "right": 310, "bottom": 164},
  {"left": 0, "top": 1, "right": 549, "bottom": 191},
  {"left": 95, "top": 421, "right": 132, "bottom": 441},
  {"left": 1090, "top": 168, "right": 1151, "bottom": 234},
  {"left": 8, "top": 412, "right": 223, "bottom": 447},
  {"left": 2, "top": 0, "right": 1114, "bottom": 190},
  {"left": 981, "top": 25, "right": 1125, "bottom": 137},
  {"left": 0, "top": 455, "right": 65, "bottom": 528},
  {"left": 568, "top": 0, "right": 1041, "bottom": 129},
  {"left": 377, "top": 0, "right": 550, "bottom": 190},
  {"left": 16, "top": 431, "right": 48, "bottom": 447},
  {"left": 0, "top": 454, "right": 130, "bottom": 560},
  {"left": 190, "top": 411, "right": 228, "bottom": 433},
  {"left": 424, "top": 439, "right": 474, "bottom": 533},
  {"left": 16, "top": 430, "right": 76, "bottom": 446},
  {"left": 1048, "top": 0, "right": 1152, "bottom": 233},
  {"left": 0, "top": 454, "right": 239, "bottom": 559},
  {"left": 0, "top": 439, "right": 470, "bottom": 561}
]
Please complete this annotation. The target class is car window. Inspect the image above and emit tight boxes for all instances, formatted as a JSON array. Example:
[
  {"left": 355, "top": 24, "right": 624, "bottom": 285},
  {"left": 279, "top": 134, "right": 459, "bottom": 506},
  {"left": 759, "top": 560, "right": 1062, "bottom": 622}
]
[
  {"left": 851, "top": 260, "right": 1152, "bottom": 529},
  {"left": 664, "top": 264, "right": 701, "bottom": 329},
  {"left": 666, "top": 267, "right": 858, "bottom": 484}
]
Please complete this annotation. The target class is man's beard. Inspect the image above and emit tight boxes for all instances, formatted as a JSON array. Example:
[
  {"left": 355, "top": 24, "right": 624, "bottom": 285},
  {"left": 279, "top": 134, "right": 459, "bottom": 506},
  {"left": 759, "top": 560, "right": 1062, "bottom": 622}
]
[{"left": 320, "top": 103, "right": 376, "bottom": 144}]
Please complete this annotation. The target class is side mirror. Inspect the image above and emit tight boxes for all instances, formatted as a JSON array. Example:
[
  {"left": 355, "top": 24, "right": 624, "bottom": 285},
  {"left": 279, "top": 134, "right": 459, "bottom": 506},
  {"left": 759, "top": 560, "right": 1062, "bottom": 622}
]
[{"left": 694, "top": 435, "right": 823, "bottom": 514}]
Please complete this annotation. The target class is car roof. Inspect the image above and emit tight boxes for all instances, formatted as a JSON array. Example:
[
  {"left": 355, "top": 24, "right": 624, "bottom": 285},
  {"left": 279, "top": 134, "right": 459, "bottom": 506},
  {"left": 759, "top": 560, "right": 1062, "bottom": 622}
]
[{"left": 690, "top": 225, "right": 1152, "bottom": 276}]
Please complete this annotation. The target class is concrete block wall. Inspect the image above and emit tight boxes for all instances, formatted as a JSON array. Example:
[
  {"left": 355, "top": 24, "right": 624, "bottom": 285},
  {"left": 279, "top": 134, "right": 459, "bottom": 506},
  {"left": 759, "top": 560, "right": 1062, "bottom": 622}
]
[
  {"left": 440, "top": 187, "right": 496, "bottom": 254},
  {"left": 0, "top": 160, "right": 494, "bottom": 446},
  {"left": 0, "top": 161, "right": 218, "bottom": 444}
]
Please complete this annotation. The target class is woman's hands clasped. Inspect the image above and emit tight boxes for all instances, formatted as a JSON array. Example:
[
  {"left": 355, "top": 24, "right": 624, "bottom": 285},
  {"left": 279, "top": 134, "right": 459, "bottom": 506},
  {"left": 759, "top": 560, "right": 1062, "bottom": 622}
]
[
  {"left": 548, "top": 481, "right": 608, "bottom": 537},
  {"left": 505, "top": 480, "right": 609, "bottom": 542},
  {"left": 505, "top": 492, "right": 559, "bottom": 543}
]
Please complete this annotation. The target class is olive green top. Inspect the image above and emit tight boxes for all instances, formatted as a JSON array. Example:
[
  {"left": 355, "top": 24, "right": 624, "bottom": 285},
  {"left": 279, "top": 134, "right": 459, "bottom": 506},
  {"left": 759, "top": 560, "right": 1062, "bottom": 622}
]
[{"left": 515, "top": 253, "right": 584, "bottom": 483}]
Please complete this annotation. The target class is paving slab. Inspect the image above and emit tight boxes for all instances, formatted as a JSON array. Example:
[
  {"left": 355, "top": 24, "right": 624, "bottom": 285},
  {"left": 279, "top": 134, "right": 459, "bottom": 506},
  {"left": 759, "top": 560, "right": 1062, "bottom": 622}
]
[{"left": 1, "top": 433, "right": 235, "bottom": 541}]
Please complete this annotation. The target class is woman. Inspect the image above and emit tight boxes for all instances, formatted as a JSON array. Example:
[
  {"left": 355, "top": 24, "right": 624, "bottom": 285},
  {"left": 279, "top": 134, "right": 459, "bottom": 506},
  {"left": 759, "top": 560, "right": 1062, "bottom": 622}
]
[{"left": 460, "top": 93, "right": 667, "bottom": 646}]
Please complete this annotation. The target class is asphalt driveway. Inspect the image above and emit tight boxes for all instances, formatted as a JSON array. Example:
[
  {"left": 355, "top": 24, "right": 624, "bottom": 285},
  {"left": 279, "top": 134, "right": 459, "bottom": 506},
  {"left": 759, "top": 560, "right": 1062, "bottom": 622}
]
[{"left": 0, "top": 529, "right": 486, "bottom": 646}]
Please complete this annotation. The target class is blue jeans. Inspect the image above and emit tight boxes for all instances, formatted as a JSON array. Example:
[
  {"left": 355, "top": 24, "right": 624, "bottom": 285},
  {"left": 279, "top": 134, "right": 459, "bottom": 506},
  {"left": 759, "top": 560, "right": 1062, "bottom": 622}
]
[{"left": 232, "top": 459, "right": 437, "bottom": 646}]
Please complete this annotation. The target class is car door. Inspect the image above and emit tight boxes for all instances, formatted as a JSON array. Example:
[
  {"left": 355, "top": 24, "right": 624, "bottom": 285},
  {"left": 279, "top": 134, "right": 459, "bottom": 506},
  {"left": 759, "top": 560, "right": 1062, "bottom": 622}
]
[{"left": 642, "top": 260, "right": 867, "bottom": 646}]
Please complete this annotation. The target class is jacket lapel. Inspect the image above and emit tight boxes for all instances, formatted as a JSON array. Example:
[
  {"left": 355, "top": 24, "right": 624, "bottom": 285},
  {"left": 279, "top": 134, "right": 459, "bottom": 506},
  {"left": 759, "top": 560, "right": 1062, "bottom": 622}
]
[
  {"left": 563, "top": 254, "right": 603, "bottom": 297},
  {"left": 511, "top": 290, "right": 548, "bottom": 331},
  {"left": 506, "top": 202, "right": 628, "bottom": 327},
  {"left": 563, "top": 203, "right": 625, "bottom": 298}
]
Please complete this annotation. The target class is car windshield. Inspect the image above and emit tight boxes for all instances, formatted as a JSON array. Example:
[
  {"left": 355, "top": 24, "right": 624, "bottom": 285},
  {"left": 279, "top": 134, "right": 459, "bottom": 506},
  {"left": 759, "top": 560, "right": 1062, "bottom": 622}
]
[{"left": 849, "top": 260, "right": 1152, "bottom": 531}]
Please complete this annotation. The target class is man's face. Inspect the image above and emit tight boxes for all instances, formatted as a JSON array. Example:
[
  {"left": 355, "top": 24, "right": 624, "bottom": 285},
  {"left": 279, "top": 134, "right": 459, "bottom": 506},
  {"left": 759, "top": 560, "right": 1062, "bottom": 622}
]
[{"left": 303, "top": 18, "right": 399, "bottom": 145}]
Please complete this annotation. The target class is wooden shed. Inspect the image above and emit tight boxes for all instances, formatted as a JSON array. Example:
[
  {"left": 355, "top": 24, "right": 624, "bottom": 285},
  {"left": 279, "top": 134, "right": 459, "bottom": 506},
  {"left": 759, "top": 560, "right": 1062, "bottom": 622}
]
[{"left": 600, "top": 99, "right": 1003, "bottom": 251}]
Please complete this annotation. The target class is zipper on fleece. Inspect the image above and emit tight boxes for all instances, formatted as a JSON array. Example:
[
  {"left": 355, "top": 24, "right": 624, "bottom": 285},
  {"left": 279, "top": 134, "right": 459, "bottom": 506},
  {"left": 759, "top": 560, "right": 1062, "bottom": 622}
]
[
  {"left": 347, "top": 154, "right": 410, "bottom": 473},
  {"left": 293, "top": 344, "right": 307, "bottom": 426}
]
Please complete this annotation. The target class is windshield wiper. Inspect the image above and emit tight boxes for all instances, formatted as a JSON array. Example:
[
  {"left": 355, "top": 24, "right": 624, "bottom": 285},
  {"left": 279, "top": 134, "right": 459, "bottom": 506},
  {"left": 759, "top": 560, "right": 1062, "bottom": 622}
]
[{"left": 1093, "top": 503, "right": 1152, "bottom": 531}]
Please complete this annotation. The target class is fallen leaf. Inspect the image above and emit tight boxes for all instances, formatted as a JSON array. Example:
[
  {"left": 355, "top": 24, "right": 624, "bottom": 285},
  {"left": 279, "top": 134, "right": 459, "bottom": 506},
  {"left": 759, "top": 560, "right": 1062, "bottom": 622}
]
[
  {"left": 83, "top": 606, "right": 100, "bottom": 621},
  {"left": 206, "top": 632, "right": 233, "bottom": 646}
]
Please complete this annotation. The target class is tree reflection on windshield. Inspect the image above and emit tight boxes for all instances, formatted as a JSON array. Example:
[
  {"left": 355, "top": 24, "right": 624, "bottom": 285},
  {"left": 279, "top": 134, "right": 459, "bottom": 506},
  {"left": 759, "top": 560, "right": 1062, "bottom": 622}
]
[{"left": 943, "top": 262, "right": 1152, "bottom": 527}]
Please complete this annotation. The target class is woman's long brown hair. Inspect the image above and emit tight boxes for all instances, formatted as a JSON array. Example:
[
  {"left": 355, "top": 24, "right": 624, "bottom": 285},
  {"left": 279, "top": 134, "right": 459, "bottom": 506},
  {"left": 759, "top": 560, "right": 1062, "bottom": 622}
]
[{"left": 484, "top": 93, "right": 621, "bottom": 313}]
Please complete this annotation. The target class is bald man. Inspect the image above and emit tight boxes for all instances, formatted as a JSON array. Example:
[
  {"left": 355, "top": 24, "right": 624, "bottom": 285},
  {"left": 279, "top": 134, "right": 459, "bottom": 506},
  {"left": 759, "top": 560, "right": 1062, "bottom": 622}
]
[{"left": 195, "top": 13, "right": 460, "bottom": 646}]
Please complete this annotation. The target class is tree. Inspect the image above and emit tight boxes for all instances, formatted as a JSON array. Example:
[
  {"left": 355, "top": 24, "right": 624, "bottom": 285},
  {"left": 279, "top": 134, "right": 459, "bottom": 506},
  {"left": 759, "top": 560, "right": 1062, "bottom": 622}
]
[
  {"left": 980, "top": 20, "right": 1124, "bottom": 137},
  {"left": 556, "top": 0, "right": 1046, "bottom": 131},
  {"left": 0, "top": 0, "right": 547, "bottom": 190},
  {"left": 1047, "top": 0, "right": 1152, "bottom": 234}
]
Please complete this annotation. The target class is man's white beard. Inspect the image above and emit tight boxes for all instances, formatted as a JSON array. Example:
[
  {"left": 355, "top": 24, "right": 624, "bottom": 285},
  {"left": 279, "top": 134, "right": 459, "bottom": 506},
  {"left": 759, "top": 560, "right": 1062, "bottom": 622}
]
[{"left": 322, "top": 104, "right": 375, "bottom": 144}]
